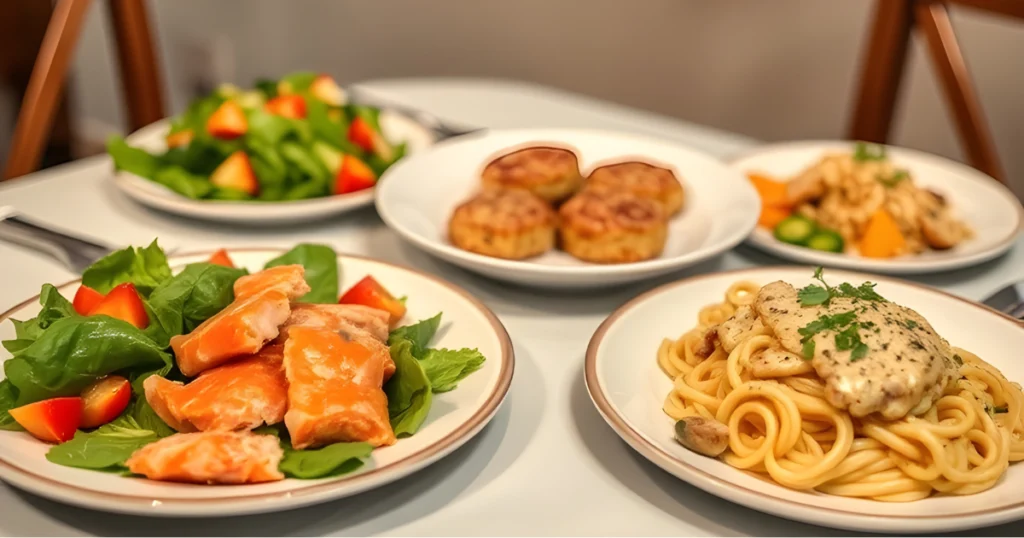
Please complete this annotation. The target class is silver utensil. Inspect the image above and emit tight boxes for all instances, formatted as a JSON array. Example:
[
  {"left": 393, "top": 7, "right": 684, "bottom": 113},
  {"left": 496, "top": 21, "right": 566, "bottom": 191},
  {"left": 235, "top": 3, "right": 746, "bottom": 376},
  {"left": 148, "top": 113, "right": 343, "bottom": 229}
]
[
  {"left": 0, "top": 207, "right": 114, "bottom": 274},
  {"left": 346, "top": 86, "right": 484, "bottom": 141},
  {"left": 982, "top": 281, "right": 1024, "bottom": 320}
]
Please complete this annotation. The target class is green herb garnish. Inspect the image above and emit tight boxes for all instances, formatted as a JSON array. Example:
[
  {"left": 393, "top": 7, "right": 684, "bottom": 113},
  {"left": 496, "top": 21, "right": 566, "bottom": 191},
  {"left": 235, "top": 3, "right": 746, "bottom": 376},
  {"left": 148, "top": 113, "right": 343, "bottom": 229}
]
[
  {"left": 953, "top": 354, "right": 963, "bottom": 366},
  {"left": 798, "top": 267, "right": 887, "bottom": 306},
  {"left": 904, "top": 319, "right": 919, "bottom": 330},
  {"left": 994, "top": 406, "right": 1009, "bottom": 414},
  {"left": 797, "top": 310, "right": 858, "bottom": 359},
  {"left": 853, "top": 141, "right": 887, "bottom": 162},
  {"left": 878, "top": 169, "right": 909, "bottom": 187}
]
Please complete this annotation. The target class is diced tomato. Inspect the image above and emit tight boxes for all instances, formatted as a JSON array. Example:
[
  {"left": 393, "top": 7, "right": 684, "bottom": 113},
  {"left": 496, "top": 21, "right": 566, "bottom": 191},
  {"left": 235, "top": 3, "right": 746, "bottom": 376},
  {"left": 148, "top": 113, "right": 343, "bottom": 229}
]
[
  {"left": 210, "top": 151, "right": 259, "bottom": 195},
  {"left": 206, "top": 101, "right": 248, "bottom": 140},
  {"left": 90, "top": 283, "right": 149, "bottom": 329},
  {"left": 72, "top": 285, "right": 105, "bottom": 316},
  {"left": 334, "top": 155, "right": 376, "bottom": 195},
  {"left": 339, "top": 276, "right": 406, "bottom": 327},
  {"left": 80, "top": 376, "right": 131, "bottom": 429},
  {"left": 346, "top": 117, "right": 376, "bottom": 154},
  {"left": 166, "top": 129, "right": 194, "bottom": 148},
  {"left": 265, "top": 95, "right": 307, "bottom": 119},
  {"left": 208, "top": 248, "right": 235, "bottom": 268},
  {"left": 9, "top": 397, "right": 82, "bottom": 443}
]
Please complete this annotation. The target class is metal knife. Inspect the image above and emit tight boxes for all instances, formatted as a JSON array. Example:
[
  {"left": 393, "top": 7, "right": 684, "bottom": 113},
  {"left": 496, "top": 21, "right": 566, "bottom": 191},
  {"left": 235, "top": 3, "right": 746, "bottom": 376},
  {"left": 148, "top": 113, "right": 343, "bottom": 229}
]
[{"left": 0, "top": 206, "right": 115, "bottom": 274}]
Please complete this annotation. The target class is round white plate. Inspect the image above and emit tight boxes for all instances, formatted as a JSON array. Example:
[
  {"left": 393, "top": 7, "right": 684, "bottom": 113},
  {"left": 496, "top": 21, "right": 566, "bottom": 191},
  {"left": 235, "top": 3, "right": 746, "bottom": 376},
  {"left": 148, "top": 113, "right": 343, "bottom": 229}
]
[
  {"left": 586, "top": 266, "right": 1024, "bottom": 533},
  {"left": 114, "top": 113, "right": 437, "bottom": 225},
  {"left": 0, "top": 249, "right": 513, "bottom": 517},
  {"left": 375, "top": 128, "right": 759, "bottom": 289},
  {"left": 730, "top": 141, "right": 1023, "bottom": 274}
]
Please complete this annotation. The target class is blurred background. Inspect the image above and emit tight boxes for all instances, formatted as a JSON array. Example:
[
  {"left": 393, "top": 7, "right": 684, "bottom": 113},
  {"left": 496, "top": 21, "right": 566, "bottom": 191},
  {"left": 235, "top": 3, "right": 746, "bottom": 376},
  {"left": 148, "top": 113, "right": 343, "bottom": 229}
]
[{"left": 1, "top": 0, "right": 1021, "bottom": 194}]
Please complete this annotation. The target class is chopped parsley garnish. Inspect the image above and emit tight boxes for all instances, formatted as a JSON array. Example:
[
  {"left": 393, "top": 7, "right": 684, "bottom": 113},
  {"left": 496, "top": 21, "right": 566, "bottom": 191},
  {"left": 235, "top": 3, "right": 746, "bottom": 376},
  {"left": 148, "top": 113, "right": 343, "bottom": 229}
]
[
  {"left": 798, "top": 310, "right": 859, "bottom": 360},
  {"left": 798, "top": 267, "right": 887, "bottom": 306},
  {"left": 904, "top": 319, "right": 919, "bottom": 330},
  {"left": 878, "top": 169, "right": 909, "bottom": 187},
  {"left": 853, "top": 141, "right": 887, "bottom": 162},
  {"left": 953, "top": 354, "right": 963, "bottom": 366},
  {"left": 994, "top": 406, "right": 1009, "bottom": 414}
]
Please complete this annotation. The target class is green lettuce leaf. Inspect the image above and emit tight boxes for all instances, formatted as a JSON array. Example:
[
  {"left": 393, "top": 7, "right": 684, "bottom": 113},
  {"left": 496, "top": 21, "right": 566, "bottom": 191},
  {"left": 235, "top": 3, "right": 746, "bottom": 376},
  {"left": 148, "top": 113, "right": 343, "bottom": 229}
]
[
  {"left": 81, "top": 240, "right": 172, "bottom": 297},
  {"left": 144, "top": 262, "right": 247, "bottom": 346},
  {"left": 153, "top": 166, "right": 213, "bottom": 199},
  {"left": 128, "top": 396, "right": 175, "bottom": 438},
  {"left": 1, "top": 284, "right": 77, "bottom": 355},
  {"left": 278, "top": 441, "right": 373, "bottom": 479},
  {"left": 383, "top": 338, "right": 432, "bottom": 437},
  {"left": 264, "top": 244, "right": 338, "bottom": 303},
  {"left": 419, "top": 347, "right": 485, "bottom": 393},
  {"left": 1, "top": 316, "right": 172, "bottom": 408},
  {"left": 388, "top": 313, "right": 441, "bottom": 357},
  {"left": 0, "top": 383, "right": 21, "bottom": 430},
  {"left": 107, "top": 136, "right": 161, "bottom": 180},
  {"left": 45, "top": 415, "right": 160, "bottom": 472}
]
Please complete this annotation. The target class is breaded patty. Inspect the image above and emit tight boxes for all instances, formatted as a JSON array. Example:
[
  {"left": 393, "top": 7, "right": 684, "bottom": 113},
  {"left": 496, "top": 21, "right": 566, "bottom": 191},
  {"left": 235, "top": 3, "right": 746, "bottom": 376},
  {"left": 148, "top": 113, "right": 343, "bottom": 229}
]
[
  {"left": 481, "top": 145, "right": 583, "bottom": 204},
  {"left": 558, "top": 189, "right": 668, "bottom": 263},
  {"left": 585, "top": 161, "right": 685, "bottom": 215},
  {"left": 449, "top": 189, "right": 557, "bottom": 260}
]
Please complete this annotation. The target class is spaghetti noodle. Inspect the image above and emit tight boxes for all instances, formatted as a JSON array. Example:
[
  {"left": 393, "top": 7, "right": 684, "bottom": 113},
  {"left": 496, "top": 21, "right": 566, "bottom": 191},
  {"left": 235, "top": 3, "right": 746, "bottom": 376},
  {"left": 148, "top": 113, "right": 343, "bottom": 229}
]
[{"left": 657, "top": 279, "right": 1024, "bottom": 501}]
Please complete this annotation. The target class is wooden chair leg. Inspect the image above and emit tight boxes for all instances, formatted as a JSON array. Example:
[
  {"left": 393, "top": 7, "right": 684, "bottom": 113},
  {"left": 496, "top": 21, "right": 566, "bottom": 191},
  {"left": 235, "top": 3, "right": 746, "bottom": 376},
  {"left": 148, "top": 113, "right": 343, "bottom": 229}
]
[
  {"left": 848, "top": 0, "right": 916, "bottom": 143},
  {"left": 915, "top": 0, "right": 1007, "bottom": 184},
  {"left": 108, "top": 0, "right": 165, "bottom": 131},
  {"left": 3, "top": 0, "right": 94, "bottom": 181}
]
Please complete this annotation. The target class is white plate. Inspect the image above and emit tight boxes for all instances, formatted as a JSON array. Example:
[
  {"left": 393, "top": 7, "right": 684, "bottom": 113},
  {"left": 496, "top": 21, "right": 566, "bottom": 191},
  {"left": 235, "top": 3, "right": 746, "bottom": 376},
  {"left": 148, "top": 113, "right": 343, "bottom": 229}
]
[
  {"left": 375, "top": 128, "right": 759, "bottom": 289},
  {"left": 113, "top": 114, "right": 437, "bottom": 225},
  {"left": 0, "top": 249, "right": 513, "bottom": 517},
  {"left": 585, "top": 266, "right": 1024, "bottom": 533},
  {"left": 730, "top": 141, "right": 1023, "bottom": 274}
]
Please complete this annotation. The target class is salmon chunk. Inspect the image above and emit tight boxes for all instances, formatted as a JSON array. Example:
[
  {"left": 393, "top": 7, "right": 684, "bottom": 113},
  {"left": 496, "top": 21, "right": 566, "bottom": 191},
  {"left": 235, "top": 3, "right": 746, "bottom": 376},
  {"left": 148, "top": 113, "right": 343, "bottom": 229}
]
[
  {"left": 144, "top": 344, "right": 288, "bottom": 433},
  {"left": 283, "top": 327, "right": 396, "bottom": 449},
  {"left": 170, "top": 289, "right": 291, "bottom": 377},
  {"left": 234, "top": 265, "right": 311, "bottom": 301},
  {"left": 126, "top": 431, "right": 284, "bottom": 484},
  {"left": 277, "top": 304, "right": 395, "bottom": 380}
]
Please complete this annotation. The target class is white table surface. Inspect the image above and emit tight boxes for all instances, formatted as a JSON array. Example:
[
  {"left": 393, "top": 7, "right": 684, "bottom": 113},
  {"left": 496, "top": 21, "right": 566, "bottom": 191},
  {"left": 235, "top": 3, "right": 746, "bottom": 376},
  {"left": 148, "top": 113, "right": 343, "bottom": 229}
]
[{"left": 1, "top": 78, "right": 1022, "bottom": 537}]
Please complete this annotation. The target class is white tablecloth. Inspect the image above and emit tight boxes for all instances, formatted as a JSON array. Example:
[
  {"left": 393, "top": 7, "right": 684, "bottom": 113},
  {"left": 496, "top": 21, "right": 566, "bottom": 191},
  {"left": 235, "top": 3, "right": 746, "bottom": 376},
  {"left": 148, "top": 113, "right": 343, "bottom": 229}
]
[{"left": 0, "top": 78, "right": 1021, "bottom": 536}]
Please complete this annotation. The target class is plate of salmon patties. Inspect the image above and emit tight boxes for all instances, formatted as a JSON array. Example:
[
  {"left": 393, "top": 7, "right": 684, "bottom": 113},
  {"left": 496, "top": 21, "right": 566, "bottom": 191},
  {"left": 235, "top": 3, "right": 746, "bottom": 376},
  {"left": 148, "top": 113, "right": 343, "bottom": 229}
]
[
  {"left": 376, "top": 129, "right": 759, "bottom": 288},
  {"left": 0, "top": 243, "right": 513, "bottom": 516}
]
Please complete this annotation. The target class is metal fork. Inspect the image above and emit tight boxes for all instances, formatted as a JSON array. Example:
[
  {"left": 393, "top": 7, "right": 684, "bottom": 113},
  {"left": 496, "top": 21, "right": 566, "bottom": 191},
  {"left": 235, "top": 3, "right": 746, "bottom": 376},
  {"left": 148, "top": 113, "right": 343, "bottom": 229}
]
[
  {"left": 346, "top": 86, "right": 484, "bottom": 141},
  {"left": 982, "top": 281, "right": 1024, "bottom": 321},
  {"left": 0, "top": 208, "right": 114, "bottom": 274}
]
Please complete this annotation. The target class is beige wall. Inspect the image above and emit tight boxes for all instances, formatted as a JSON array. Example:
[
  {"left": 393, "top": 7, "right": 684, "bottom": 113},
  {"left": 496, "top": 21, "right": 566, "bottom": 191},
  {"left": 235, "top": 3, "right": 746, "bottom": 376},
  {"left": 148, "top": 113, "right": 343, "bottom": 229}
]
[{"left": 70, "top": 0, "right": 1023, "bottom": 194}]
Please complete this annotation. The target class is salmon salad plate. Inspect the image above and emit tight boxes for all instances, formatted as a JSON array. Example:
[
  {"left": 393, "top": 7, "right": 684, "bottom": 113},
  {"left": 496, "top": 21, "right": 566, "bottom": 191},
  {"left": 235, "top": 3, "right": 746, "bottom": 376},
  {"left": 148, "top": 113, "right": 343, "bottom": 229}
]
[{"left": 0, "top": 244, "right": 513, "bottom": 516}]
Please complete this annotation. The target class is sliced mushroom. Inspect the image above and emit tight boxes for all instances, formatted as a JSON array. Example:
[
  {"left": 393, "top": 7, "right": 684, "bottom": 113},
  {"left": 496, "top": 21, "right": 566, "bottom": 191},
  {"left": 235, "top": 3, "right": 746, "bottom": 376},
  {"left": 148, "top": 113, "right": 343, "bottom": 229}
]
[
  {"left": 674, "top": 416, "right": 729, "bottom": 457},
  {"left": 919, "top": 211, "right": 965, "bottom": 250}
]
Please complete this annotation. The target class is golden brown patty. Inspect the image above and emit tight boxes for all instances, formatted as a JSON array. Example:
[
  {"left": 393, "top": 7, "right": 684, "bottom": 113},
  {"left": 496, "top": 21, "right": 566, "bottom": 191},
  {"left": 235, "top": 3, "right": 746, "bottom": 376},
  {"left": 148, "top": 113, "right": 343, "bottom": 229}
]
[
  {"left": 585, "top": 161, "right": 685, "bottom": 215},
  {"left": 448, "top": 189, "right": 557, "bottom": 260},
  {"left": 558, "top": 189, "right": 668, "bottom": 264},
  {"left": 481, "top": 146, "right": 584, "bottom": 204}
]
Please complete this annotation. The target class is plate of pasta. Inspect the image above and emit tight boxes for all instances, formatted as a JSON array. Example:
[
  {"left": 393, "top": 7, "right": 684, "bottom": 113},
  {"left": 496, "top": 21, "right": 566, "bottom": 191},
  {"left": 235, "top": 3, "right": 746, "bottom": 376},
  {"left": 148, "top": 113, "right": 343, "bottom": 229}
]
[
  {"left": 731, "top": 141, "right": 1022, "bottom": 274},
  {"left": 585, "top": 266, "right": 1024, "bottom": 533}
]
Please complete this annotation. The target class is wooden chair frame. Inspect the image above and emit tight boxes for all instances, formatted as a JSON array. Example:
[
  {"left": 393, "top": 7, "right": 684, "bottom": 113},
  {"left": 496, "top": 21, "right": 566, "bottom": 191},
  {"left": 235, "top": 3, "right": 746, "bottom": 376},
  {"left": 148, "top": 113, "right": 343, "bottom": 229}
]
[
  {"left": 849, "top": 0, "right": 1022, "bottom": 185},
  {"left": 3, "top": 0, "right": 164, "bottom": 181}
]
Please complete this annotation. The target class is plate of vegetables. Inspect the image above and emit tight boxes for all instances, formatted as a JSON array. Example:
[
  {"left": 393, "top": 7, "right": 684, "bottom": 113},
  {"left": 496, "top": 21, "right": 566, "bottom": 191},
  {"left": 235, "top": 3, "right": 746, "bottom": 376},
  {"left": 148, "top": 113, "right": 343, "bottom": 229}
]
[
  {"left": 732, "top": 140, "right": 1022, "bottom": 274},
  {"left": 0, "top": 243, "right": 512, "bottom": 516},
  {"left": 107, "top": 72, "right": 437, "bottom": 225}
]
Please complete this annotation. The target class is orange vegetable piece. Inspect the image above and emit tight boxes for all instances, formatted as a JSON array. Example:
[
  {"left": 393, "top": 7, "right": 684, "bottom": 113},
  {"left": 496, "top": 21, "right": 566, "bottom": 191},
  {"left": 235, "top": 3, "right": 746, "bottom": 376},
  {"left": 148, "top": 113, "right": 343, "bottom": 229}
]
[
  {"left": 72, "top": 285, "right": 105, "bottom": 316},
  {"left": 859, "top": 209, "right": 906, "bottom": 259},
  {"left": 90, "top": 283, "right": 150, "bottom": 329},
  {"left": 748, "top": 173, "right": 790, "bottom": 208},
  {"left": 208, "top": 249, "right": 235, "bottom": 268},
  {"left": 9, "top": 397, "right": 82, "bottom": 443},
  {"left": 80, "top": 376, "right": 131, "bottom": 429},
  {"left": 758, "top": 205, "right": 792, "bottom": 229}
]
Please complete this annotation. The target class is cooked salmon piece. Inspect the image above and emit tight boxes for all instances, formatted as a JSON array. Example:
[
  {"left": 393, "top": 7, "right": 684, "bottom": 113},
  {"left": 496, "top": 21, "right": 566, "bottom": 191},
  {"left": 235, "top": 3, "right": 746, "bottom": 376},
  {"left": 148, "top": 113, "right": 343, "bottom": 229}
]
[
  {"left": 170, "top": 289, "right": 291, "bottom": 377},
  {"left": 126, "top": 431, "right": 284, "bottom": 484},
  {"left": 144, "top": 344, "right": 288, "bottom": 433},
  {"left": 276, "top": 304, "right": 395, "bottom": 380},
  {"left": 283, "top": 327, "right": 396, "bottom": 449},
  {"left": 233, "top": 264, "right": 311, "bottom": 301}
]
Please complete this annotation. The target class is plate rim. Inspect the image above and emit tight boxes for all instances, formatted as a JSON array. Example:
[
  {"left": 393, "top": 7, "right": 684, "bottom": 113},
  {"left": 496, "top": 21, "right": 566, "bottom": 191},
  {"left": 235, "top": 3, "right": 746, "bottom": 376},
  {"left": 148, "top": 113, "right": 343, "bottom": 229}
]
[
  {"left": 375, "top": 126, "right": 760, "bottom": 277},
  {"left": 584, "top": 265, "right": 1024, "bottom": 532},
  {"left": 726, "top": 139, "right": 1024, "bottom": 274},
  {"left": 0, "top": 248, "right": 515, "bottom": 516}
]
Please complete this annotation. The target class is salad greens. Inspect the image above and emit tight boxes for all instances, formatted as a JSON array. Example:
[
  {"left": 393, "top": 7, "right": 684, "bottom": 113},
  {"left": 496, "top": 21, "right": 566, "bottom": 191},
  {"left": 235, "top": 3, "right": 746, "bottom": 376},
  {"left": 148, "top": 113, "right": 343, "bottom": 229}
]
[
  {"left": 107, "top": 71, "right": 409, "bottom": 203},
  {"left": 0, "top": 242, "right": 486, "bottom": 480}
]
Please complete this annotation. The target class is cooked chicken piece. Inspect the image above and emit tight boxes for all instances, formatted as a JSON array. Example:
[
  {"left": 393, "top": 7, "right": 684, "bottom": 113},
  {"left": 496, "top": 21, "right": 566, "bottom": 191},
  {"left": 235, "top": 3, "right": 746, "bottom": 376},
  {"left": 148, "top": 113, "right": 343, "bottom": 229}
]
[
  {"left": 785, "top": 169, "right": 827, "bottom": 206},
  {"left": 144, "top": 344, "right": 288, "bottom": 433},
  {"left": 694, "top": 329, "right": 718, "bottom": 359},
  {"left": 716, "top": 305, "right": 764, "bottom": 354},
  {"left": 170, "top": 289, "right": 291, "bottom": 377},
  {"left": 750, "top": 348, "right": 814, "bottom": 378},
  {"left": 283, "top": 327, "right": 395, "bottom": 449},
  {"left": 276, "top": 303, "right": 395, "bottom": 380},
  {"left": 126, "top": 431, "right": 284, "bottom": 484},
  {"left": 674, "top": 416, "right": 729, "bottom": 457},
  {"left": 233, "top": 265, "right": 311, "bottom": 301},
  {"left": 754, "top": 281, "right": 956, "bottom": 419}
]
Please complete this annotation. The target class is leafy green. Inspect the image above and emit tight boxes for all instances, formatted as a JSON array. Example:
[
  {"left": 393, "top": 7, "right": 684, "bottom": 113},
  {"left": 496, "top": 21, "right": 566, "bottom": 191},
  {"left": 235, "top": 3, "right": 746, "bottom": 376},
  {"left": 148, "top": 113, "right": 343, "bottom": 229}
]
[
  {"left": 2, "top": 284, "right": 77, "bottom": 355},
  {"left": 209, "top": 187, "right": 254, "bottom": 201},
  {"left": 153, "top": 166, "right": 213, "bottom": 199},
  {"left": 107, "top": 136, "right": 162, "bottom": 179},
  {"left": 798, "top": 267, "right": 886, "bottom": 307},
  {"left": 278, "top": 71, "right": 318, "bottom": 94},
  {"left": 796, "top": 285, "right": 830, "bottom": 307},
  {"left": 384, "top": 338, "right": 432, "bottom": 437},
  {"left": 264, "top": 244, "right": 338, "bottom": 303},
  {"left": 878, "top": 169, "right": 909, "bottom": 187},
  {"left": 45, "top": 416, "right": 160, "bottom": 471},
  {"left": 81, "top": 240, "right": 172, "bottom": 297},
  {"left": 278, "top": 441, "right": 373, "bottom": 479},
  {"left": 129, "top": 396, "right": 175, "bottom": 438},
  {"left": 388, "top": 314, "right": 441, "bottom": 356},
  {"left": 797, "top": 311, "right": 857, "bottom": 359},
  {"left": 144, "top": 262, "right": 247, "bottom": 346},
  {"left": 419, "top": 347, "right": 485, "bottom": 393},
  {"left": 0, "top": 383, "right": 21, "bottom": 430},
  {"left": 1, "top": 316, "right": 172, "bottom": 408},
  {"left": 853, "top": 141, "right": 887, "bottom": 162}
]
